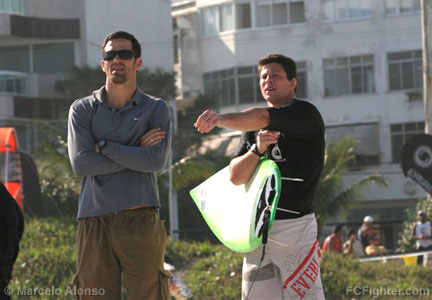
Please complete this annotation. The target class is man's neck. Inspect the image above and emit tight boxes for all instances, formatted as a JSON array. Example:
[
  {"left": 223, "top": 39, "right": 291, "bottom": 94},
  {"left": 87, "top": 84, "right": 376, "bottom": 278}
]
[
  {"left": 268, "top": 97, "right": 295, "bottom": 108},
  {"left": 105, "top": 81, "right": 137, "bottom": 110}
]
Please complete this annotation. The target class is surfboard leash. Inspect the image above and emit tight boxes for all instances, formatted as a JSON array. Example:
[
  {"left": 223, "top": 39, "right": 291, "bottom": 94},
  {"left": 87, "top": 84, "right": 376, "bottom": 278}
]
[
  {"left": 244, "top": 244, "right": 266, "bottom": 300},
  {"left": 245, "top": 208, "right": 271, "bottom": 300}
]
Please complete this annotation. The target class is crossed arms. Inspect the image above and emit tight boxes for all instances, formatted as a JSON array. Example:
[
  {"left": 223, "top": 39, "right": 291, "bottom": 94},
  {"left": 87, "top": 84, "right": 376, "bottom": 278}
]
[{"left": 68, "top": 100, "right": 171, "bottom": 177}]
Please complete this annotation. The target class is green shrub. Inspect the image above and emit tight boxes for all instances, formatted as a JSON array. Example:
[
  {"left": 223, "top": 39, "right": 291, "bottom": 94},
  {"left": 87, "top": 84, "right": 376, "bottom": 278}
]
[
  {"left": 8, "top": 218, "right": 432, "bottom": 300},
  {"left": 183, "top": 247, "right": 243, "bottom": 300},
  {"left": 9, "top": 217, "right": 77, "bottom": 299},
  {"left": 322, "top": 252, "right": 432, "bottom": 299}
]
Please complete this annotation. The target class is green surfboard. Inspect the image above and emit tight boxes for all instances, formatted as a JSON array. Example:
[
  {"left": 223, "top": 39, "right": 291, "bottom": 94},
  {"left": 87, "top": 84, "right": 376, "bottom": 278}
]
[{"left": 190, "top": 158, "right": 281, "bottom": 253}]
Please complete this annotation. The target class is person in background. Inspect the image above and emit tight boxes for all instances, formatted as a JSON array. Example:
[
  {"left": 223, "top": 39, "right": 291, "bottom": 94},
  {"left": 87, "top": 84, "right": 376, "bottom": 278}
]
[
  {"left": 343, "top": 229, "right": 364, "bottom": 257},
  {"left": 413, "top": 210, "right": 432, "bottom": 266},
  {"left": 358, "top": 215, "right": 375, "bottom": 250},
  {"left": 322, "top": 224, "right": 343, "bottom": 253},
  {"left": 0, "top": 183, "right": 24, "bottom": 300},
  {"left": 365, "top": 235, "right": 388, "bottom": 256}
]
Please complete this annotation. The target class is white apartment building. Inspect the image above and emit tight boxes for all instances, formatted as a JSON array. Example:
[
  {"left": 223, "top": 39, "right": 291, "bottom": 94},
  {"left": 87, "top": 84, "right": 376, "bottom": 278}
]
[
  {"left": 172, "top": 0, "right": 425, "bottom": 243},
  {"left": 0, "top": 0, "right": 173, "bottom": 152}
]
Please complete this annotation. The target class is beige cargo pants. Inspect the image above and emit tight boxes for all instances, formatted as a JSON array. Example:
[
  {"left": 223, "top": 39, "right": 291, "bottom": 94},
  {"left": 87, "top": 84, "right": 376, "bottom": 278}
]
[{"left": 73, "top": 207, "right": 171, "bottom": 300}]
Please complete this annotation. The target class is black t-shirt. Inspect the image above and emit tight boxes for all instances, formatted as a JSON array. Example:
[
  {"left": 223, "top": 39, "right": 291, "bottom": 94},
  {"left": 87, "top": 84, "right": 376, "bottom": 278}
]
[
  {"left": 232, "top": 100, "right": 325, "bottom": 219},
  {"left": 0, "top": 183, "right": 24, "bottom": 285}
]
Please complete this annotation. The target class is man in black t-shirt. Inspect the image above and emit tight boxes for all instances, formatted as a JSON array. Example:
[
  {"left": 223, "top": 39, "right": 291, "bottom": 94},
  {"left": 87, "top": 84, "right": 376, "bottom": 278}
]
[
  {"left": 194, "top": 54, "right": 325, "bottom": 299},
  {"left": 0, "top": 183, "right": 24, "bottom": 300}
]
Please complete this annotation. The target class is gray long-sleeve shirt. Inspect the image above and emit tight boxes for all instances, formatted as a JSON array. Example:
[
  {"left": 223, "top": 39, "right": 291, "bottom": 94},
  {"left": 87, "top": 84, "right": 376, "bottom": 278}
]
[{"left": 67, "top": 86, "right": 172, "bottom": 219}]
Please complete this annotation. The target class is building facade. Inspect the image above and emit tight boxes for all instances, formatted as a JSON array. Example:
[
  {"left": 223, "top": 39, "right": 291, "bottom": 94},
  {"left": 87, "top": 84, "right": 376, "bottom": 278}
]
[
  {"left": 172, "top": 0, "right": 425, "bottom": 244},
  {"left": 0, "top": 0, "right": 173, "bottom": 152}
]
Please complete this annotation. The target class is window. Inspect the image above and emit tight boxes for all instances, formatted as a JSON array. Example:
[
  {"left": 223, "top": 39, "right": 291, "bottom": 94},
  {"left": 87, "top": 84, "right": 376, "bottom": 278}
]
[
  {"left": 201, "top": 1, "right": 304, "bottom": 36},
  {"left": 0, "top": 0, "right": 25, "bottom": 14},
  {"left": 14, "top": 97, "right": 72, "bottom": 120},
  {"left": 274, "top": 2, "right": 288, "bottom": 25},
  {"left": 385, "top": 0, "right": 420, "bottom": 15},
  {"left": 0, "top": 72, "right": 26, "bottom": 95},
  {"left": 236, "top": 3, "right": 252, "bottom": 29},
  {"left": 323, "top": 0, "right": 372, "bottom": 21},
  {"left": 290, "top": 1, "right": 305, "bottom": 23},
  {"left": 388, "top": 50, "right": 422, "bottom": 91},
  {"left": 327, "top": 123, "right": 380, "bottom": 167},
  {"left": 237, "top": 66, "right": 259, "bottom": 104},
  {"left": 204, "top": 69, "right": 237, "bottom": 107},
  {"left": 391, "top": 122, "right": 424, "bottom": 162},
  {"left": 204, "top": 66, "right": 258, "bottom": 107},
  {"left": 350, "top": 154, "right": 380, "bottom": 167},
  {"left": 324, "top": 55, "right": 375, "bottom": 97},
  {"left": 255, "top": 0, "right": 304, "bottom": 28},
  {"left": 220, "top": 4, "right": 234, "bottom": 32},
  {"left": 33, "top": 43, "right": 75, "bottom": 74},
  {"left": 0, "top": 43, "right": 75, "bottom": 74},
  {"left": 256, "top": 1, "right": 271, "bottom": 27},
  {"left": 296, "top": 61, "right": 307, "bottom": 99},
  {"left": 0, "top": 46, "right": 30, "bottom": 72},
  {"left": 221, "top": 70, "right": 236, "bottom": 107},
  {"left": 173, "top": 34, "right": 179, "bottom": 64},
  {"left": 202, "top": 6, "right": 218, "bottom": 36},
  {"left": 201, "top": 4, "right": 234, "bottom": 36}
]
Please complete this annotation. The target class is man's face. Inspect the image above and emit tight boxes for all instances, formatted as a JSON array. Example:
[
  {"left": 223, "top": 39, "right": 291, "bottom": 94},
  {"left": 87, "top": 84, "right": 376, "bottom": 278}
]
[
  {"left": 259, "top": 63, "right": 297, "bottom": 107},
  {"left": 101, "top": 38, "right": 142, "bottom": 84},
  {"left": 419, "top": 214, "right": 427, "bottom": 223}
]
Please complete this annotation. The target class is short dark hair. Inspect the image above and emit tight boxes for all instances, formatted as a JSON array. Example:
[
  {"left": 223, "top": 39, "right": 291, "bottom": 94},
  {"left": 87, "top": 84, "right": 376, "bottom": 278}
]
[
  {"left": 257, "top": 54, "right": 297, "bottom": 80},
  {"left": 102, "top": 31, "right": 141, "bottom": 58},
  {"left": 334, "top": 224, "right": 343, "bottom": 234}
]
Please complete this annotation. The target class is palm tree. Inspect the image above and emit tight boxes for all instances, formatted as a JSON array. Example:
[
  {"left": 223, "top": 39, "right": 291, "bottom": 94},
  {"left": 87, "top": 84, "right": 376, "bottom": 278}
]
[{"left": 315, "top": 137, "right": 387, "bottom": 232}]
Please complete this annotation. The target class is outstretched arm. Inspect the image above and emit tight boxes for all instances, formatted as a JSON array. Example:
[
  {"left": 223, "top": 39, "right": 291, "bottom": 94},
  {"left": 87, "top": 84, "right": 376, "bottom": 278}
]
[{"left": 194, "top": 107, "right": 270, "bottom": 133}]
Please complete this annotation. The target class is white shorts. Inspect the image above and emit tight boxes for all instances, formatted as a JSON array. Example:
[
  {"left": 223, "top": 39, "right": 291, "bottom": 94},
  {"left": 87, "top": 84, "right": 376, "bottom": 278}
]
[{"left": 242, "top": 213, "right": 325, "bottom": 300}]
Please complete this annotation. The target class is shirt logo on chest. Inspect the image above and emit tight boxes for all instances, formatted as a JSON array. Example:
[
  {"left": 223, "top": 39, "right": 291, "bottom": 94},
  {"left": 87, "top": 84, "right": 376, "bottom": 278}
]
[{"left": 270, "top": 144, "right": 286, "bottom": 162}]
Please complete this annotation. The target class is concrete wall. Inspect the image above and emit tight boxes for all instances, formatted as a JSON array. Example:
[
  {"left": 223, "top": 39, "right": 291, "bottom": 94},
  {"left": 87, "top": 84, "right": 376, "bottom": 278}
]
[
  {"left": 83, "top": 0, "right": 174, "bottom": 71},
  {"left": 24, "top": 0, "right": 83, "bottom": 18},
  {"left": 0, "top": 95, "right": 14, "bottom": 117},
  {"left": 175, "top": 12, "right": 202, "bottom": 100}
]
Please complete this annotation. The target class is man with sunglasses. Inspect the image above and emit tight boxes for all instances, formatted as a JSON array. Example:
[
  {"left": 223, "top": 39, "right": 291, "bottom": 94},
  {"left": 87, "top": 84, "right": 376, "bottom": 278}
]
[
  {"left": 194, "top": 54, "right": 325, "bottom": 299},
  {"left": 68, "top": 31, "right": 171, "bottom": 299}
]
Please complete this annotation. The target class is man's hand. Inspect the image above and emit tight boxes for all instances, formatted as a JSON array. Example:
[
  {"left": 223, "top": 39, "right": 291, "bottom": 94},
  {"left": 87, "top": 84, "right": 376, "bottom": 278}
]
[
  {"left": 140, "top": 128, "right": 165, "bottom": 147},
  {"left": 256, "top": 130, "right": 279, "bottom": 154},
  {"left": 194, "top": 110, "right": 221, "bottom": 133}
]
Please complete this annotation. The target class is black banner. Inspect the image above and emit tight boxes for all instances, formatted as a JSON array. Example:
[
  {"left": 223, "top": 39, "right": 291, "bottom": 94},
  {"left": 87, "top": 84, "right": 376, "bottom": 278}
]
[{"left": 402, "top": 134, "right": 432, "bottom": 195}]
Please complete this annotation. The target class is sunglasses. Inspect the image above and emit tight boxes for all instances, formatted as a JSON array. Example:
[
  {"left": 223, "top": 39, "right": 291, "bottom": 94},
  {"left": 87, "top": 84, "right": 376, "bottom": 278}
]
[{"left": 103, "top": 50, "right": 135, "bottom": 61}]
